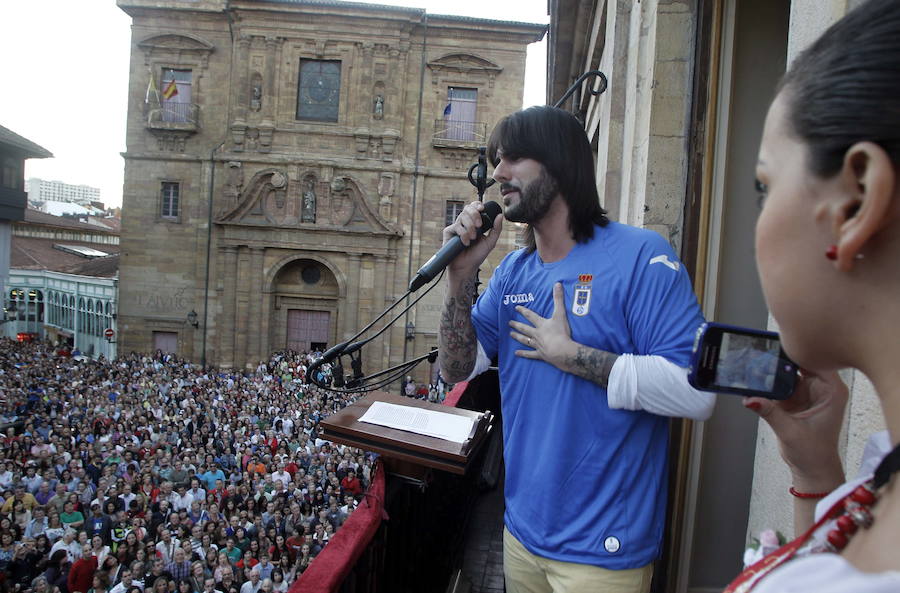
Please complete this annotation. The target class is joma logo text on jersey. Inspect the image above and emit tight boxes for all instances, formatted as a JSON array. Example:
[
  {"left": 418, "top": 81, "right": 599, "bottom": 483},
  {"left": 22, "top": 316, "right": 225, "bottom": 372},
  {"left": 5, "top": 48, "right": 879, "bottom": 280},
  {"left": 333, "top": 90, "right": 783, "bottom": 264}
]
[{"left": 503, "top": 293, "right": 536, "bottom": 305}]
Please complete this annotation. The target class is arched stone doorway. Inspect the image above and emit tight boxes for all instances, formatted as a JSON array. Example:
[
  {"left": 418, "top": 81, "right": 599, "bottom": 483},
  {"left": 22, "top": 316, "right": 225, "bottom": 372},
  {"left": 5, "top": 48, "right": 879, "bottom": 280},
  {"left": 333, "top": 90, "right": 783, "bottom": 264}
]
[{"left": 269, "top": 257, "right": 340, "bottom": 354}]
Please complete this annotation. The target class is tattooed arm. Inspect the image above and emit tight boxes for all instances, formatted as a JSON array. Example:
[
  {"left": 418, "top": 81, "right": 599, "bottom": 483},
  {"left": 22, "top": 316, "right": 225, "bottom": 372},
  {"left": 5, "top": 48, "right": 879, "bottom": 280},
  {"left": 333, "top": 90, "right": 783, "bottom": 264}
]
[
  {"left": 437, "top": 201, "right": 504, "bottom": 383},
  {"left": 438, "top": 274, "right": 479, "bottom": 383},
  {"left": 556, "top": 345, "right": 619, "bottom": 388}
]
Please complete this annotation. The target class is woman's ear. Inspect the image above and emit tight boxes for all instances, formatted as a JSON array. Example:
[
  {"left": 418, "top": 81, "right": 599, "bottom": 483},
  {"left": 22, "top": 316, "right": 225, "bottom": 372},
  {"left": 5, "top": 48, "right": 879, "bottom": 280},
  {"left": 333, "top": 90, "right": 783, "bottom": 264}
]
[{"left": 833, "top": 141, "right": 897, "bottom": 271}]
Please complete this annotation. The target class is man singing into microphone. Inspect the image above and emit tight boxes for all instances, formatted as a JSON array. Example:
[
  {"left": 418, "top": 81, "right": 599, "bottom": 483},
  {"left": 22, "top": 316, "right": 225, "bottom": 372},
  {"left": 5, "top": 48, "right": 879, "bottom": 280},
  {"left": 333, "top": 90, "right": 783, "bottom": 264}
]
[{"left": 438, "top": 106, "right": 714, "bottom": 593}]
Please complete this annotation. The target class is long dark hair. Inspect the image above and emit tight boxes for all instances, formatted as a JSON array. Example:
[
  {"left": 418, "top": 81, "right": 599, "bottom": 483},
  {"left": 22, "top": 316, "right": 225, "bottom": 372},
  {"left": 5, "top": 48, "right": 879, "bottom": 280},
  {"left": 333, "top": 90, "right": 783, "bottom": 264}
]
[
  {"left": 778, "top": 0, "right": 900, "bottom": 177},
  {"left": 487, "top": 105, "right": 608, "bottom": 251}
]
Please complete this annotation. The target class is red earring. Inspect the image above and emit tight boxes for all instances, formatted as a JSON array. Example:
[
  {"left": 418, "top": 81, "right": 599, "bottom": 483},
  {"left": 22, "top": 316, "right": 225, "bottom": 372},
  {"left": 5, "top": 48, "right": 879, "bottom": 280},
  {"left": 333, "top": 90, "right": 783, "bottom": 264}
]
[{"left": 825, "top": 245, "right": 838, "bottom": 260}]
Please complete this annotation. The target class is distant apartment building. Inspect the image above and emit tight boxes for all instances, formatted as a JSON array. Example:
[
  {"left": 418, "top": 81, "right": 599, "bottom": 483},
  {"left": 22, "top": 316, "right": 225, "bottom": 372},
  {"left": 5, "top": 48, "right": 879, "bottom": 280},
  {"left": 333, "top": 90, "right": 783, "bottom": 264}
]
[{"left": 26, "top": 177, "right": 102, "bottom": 207}]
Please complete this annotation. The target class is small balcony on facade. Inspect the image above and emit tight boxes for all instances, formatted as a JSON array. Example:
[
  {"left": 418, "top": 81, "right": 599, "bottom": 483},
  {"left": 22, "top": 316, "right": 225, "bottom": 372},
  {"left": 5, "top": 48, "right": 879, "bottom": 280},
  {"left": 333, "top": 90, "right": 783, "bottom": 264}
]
[
  {"left": 432, "top": 119, "right": 487, "bottom": 149},
  {"left": 144, "top": 101, "right": 199, "bottom": 133}
]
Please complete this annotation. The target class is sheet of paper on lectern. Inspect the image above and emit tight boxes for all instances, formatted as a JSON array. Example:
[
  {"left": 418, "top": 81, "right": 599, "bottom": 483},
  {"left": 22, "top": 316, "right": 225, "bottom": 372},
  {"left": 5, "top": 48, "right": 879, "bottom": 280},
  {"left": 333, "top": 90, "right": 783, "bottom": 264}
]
[{"left": 358, "top": 401, "right": 475, "bottom": 443}]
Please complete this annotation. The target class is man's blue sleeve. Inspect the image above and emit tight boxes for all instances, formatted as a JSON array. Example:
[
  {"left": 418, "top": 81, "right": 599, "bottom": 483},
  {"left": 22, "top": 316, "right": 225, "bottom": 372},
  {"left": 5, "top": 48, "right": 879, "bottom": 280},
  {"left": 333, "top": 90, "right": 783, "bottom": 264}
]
[
  {"left": 622, "top": 233, "right": 705, "bottom": 367},
  {"left": 470, "top": 260, "right": 507, "bottom": 362}
]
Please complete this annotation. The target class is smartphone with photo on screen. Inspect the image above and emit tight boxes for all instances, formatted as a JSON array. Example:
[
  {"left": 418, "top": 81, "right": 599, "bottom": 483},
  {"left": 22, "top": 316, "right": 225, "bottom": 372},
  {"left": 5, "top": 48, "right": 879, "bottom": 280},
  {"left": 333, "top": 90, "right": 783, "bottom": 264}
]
[{"left": 688, "top": 322, "right": 800, "bottom": 400}]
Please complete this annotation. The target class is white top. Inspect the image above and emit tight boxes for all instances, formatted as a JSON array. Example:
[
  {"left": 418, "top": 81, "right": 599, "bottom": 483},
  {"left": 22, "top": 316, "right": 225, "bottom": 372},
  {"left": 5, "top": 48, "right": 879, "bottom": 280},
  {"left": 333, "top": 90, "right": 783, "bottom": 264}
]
[
  {"left": 468, "top": 345, "right": 715, "bottom": 421},
  {"left": 753, "top": 555, "right": 900, "bottom": 592},
  {"left": 754, "top": 431, "right": 900, "bottom": 592}
]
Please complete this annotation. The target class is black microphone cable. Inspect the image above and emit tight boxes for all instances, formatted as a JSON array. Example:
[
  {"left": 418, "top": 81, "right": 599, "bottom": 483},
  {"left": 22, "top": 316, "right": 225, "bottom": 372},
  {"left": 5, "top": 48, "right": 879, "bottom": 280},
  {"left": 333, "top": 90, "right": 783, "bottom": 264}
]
[{"left": 306, "top": 268, "right": 446, "bottom": 394}]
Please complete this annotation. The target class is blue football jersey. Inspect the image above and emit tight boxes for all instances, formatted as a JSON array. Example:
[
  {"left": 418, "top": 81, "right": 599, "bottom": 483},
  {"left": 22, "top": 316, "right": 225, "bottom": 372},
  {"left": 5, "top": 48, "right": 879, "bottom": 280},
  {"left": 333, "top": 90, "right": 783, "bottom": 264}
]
[{"left": 472, "top": 222, "right": 705, "bottom": 568}]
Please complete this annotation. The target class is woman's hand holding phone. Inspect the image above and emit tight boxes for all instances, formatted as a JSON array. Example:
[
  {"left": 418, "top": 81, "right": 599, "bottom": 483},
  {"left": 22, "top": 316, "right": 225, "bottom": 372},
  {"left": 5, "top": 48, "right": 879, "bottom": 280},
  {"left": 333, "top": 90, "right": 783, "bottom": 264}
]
[{"left": 744, "top": 370, "right": 848, "bottom": 492}]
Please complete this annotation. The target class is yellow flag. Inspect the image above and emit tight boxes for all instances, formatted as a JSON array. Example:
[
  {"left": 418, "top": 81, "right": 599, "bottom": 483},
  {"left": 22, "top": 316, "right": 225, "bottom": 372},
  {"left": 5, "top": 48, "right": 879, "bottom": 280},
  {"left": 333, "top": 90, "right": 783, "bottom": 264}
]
[{"left": 145, "top": 70, "right": 159, "bottom": 103}]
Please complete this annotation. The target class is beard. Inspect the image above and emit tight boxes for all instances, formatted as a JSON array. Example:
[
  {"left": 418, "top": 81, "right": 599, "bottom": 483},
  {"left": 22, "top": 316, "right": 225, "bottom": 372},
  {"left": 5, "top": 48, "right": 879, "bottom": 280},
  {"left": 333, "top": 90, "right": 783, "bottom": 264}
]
[{"left": 502, "top": 168, "right": 559, "bottom": 224}]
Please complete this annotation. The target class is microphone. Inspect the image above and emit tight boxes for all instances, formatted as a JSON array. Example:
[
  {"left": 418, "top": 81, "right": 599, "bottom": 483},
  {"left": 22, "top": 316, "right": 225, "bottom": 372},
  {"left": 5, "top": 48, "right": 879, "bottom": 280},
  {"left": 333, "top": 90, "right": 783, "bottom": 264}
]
[
  {"left": 319, "top": 341, "right": 349, "bottom": 365},
  {"left": 409, "top": 200, "right": 503, "bottom": 292}
]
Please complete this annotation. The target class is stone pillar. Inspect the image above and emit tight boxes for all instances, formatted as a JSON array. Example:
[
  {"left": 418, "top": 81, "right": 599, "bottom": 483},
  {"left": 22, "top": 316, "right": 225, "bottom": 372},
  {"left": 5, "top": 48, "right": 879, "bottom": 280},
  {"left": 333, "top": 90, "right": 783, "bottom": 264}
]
[
  {"left": 591, "top": 0, "right": 624, "bottom": 221},
  {"left": 257, "top": 37, "right": 281, "bottom": 153},
  {"left": 234, "top": 36, "right": 251, "bottom": 124},
  {"left": 371, "top": 255, "right": 388, "bottom": 372},
  {"left": 263, "top": 37, "right": 279, "bottom": 122},
  {"left": 234, "top": 246, "right": 249, "bottom": 368},
  {"left": 260, "top": 288, "right": 273, "bottom": 362},
  {"left": 383, "top": 248, "right": 399, "bottom": 372},
  {"left": 345, "top": 254, "right": 362, "bottom": 340},
  {"left": 219, "top": 246, "right": 239, "bottom": 368},
  {"left": 247, "top": 246, "right": 265, "bottom": 365},
  {"left": 358, "top": 42, "right": 375, "bottom": 128}
]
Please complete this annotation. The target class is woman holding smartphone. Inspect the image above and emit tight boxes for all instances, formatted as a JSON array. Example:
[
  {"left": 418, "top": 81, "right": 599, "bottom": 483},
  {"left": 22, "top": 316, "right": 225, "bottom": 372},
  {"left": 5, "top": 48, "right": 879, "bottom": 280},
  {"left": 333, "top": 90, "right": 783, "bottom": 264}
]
[{"left": 728, "top": 0, "right": 900, "bottom": 590}]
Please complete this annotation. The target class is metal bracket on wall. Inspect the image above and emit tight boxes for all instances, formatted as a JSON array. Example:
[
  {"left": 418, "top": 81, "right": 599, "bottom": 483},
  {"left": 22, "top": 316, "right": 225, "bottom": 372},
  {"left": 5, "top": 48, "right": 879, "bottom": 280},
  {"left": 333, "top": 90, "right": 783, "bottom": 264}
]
[{"left": 553, "top": 69, "right": 608, "bottom": 108}]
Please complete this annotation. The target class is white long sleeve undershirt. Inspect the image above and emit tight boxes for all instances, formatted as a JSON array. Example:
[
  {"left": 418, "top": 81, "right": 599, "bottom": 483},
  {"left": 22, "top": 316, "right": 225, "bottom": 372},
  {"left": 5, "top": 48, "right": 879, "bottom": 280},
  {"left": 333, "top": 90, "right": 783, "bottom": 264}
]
[{"left": 466, "top": 344, "right": 714, "bottom": 421}]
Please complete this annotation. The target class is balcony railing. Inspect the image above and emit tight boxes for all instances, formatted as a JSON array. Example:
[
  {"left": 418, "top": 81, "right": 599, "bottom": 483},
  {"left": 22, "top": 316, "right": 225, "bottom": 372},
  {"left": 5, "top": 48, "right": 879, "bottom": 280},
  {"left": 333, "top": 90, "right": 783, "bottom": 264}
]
[
  {"left": 144, "top": 102, "right": 199, "bottom": 132},
  {"left": 432, "top": 119, "right": 487, "bottom": 148}
]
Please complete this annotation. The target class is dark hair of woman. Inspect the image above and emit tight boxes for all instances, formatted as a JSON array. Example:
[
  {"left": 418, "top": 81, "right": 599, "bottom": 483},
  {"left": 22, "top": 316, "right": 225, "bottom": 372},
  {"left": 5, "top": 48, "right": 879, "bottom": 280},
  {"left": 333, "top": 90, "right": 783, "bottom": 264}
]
[
  {"left": 487, "top": 105, "right": 609, "bottom": 252},
  {"left": 778, "top": 0, "right": 900, "bottom": 177},
  {"left": 93, "top": 570, "right": 110, "bottom": 591}
]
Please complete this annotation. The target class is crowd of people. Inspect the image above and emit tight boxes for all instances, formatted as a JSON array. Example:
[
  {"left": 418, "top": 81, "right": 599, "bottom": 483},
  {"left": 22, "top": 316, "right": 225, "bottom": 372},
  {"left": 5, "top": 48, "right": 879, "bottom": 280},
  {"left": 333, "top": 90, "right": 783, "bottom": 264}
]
[{"left": 0, "top": 338, "right": 378, "bottom": 593}]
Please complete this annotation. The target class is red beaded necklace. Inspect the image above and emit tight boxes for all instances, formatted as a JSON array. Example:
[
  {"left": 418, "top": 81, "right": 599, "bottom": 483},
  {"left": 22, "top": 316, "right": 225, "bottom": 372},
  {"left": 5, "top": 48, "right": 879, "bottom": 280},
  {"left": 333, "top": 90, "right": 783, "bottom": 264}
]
[
  {"left": 826, "top": 441, "right": 900, "bottom": 551},
  {"left": 824, "top": 481, "right": 876, "bottom": 550},
  {"left": 724, "top": 441, "right": 900, "bottom": 593}
]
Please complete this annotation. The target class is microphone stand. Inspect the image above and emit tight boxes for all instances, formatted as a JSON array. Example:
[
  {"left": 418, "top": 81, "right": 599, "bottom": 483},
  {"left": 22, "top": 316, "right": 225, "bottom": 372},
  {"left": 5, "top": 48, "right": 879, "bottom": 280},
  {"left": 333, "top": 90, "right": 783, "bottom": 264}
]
[
  {"left": 306, "top": 271, "right": 444, "bottom": 394},
  {"left": 465, "top": 147, "right": 496, "bottom": 296},
  {"left": 466, "top": 146, "right": 495, "bottom": 201}
]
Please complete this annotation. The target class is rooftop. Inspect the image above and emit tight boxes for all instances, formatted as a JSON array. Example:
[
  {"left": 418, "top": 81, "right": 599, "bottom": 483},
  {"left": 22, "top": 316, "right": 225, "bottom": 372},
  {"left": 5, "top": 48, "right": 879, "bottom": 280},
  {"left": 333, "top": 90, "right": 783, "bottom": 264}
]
[
  {"left": 12, "top": 236, "right": 120, "bottom": 277},
  {"left": 245, "top": 0, "right": 547, "bottom": 30},
  {"left": 0, "top": 125, "right": 53, "bottom": 159},
  {"left": 22, "top": 209, "right": 118, "bottom": 234}
]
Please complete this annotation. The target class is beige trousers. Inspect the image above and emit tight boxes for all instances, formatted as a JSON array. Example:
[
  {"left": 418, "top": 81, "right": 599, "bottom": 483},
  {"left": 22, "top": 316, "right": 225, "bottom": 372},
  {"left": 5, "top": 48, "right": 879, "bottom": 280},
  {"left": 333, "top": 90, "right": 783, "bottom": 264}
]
[{"left": 503, "top": 527, "right": 653, "bottom": 593}]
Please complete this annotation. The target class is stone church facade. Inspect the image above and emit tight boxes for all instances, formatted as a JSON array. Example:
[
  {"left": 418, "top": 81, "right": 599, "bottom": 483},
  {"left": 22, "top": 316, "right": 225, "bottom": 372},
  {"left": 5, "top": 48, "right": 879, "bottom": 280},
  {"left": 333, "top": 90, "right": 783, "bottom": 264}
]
[{"left": 116, "top": 0, "right": 545, "bottom": 373}]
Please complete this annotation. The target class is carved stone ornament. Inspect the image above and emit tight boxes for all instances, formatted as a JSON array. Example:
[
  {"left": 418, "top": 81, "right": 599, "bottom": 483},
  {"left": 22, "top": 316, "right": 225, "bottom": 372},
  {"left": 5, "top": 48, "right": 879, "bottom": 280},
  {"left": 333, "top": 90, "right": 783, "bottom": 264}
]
[
  {"left": 329, "top": 177, "right": 354, "bottom": 226},
  {"left": 330, "top": 177, "right": 347, "bottom": 193},
  {"left": 270, "top": 171, "right": 286, "bottom": 188}
]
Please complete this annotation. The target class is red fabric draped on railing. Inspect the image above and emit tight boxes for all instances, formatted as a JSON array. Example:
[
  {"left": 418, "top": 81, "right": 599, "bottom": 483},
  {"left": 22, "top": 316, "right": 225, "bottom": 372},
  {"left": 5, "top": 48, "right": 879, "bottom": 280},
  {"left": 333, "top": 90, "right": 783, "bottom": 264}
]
[
  {"left": 441, "top": 381, "right": 469, "bottom": 408},
  {"left": 289, "top": 461, "right": 386, "bottom": 593},
  {"left": 292, "top": 381, "right": 471, "bottom": 593}
]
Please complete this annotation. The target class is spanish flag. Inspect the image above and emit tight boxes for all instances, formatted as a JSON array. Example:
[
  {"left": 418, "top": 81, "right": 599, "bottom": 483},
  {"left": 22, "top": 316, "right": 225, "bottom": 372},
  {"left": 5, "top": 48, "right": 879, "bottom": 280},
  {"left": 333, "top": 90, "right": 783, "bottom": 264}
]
[{"left": 162, "top": 78, "right": 179, "bottom": 100}]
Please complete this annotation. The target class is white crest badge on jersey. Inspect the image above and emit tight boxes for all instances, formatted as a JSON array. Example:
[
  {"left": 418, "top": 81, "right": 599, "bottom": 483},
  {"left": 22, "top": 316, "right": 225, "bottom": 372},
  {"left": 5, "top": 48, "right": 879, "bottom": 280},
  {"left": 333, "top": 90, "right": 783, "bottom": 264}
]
[{"left": 571, "top": 274, "right": 593, "bottom": 317}]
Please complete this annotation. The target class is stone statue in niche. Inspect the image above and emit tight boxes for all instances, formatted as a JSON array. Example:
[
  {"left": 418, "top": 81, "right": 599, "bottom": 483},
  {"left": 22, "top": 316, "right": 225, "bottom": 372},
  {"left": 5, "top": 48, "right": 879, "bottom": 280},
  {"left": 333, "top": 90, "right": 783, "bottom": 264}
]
[
  {"left": 221, "top": 161, "right": 244, "bottom": 215},
  {"left": 301, "top": 177, "right": 317, "bottom": 223},
  {"left": 251, "top": 83, "right": 262, "bottom": 112},
  {"left": 373, "top": 94, "right": 384, "bottom": 119}
]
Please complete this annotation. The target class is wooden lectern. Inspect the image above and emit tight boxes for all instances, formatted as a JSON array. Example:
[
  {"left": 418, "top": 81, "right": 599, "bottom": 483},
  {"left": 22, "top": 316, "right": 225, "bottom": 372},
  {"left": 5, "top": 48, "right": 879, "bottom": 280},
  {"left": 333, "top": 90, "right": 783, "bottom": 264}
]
[{"left": 321, "top": 391, "right": 493, "bottom": 477}]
